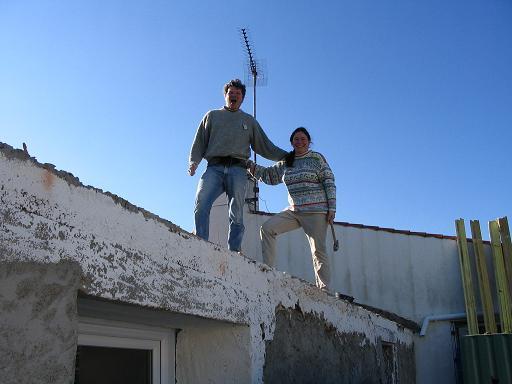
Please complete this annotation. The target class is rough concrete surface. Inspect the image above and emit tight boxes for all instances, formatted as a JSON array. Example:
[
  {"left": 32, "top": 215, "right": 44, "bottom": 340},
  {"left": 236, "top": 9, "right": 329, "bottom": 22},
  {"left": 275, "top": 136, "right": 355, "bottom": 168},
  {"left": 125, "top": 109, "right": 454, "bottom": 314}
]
[
  {"left": 0, "top": 260, "right": 81, "bottom": 384},
  {"left": 176, "top": 324, "right": 251, "bottom": 383},
  {"left": 264, "top": 305, "right": 415, "bottom": 384}
]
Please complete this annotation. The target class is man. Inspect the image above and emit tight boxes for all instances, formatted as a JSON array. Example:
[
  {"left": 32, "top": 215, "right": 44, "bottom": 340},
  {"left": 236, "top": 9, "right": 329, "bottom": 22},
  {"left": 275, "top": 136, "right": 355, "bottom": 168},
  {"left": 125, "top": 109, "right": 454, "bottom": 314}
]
[{"left": 189, "top": 79, "right": 287, "bottom": 252}]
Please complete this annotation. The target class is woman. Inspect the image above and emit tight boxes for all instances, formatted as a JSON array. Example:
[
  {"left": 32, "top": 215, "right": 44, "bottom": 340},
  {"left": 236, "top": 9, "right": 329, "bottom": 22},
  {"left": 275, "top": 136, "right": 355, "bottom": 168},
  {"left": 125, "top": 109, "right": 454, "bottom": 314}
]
[{"left": 248, "top": 127, "right": 336, "bottom": 291}]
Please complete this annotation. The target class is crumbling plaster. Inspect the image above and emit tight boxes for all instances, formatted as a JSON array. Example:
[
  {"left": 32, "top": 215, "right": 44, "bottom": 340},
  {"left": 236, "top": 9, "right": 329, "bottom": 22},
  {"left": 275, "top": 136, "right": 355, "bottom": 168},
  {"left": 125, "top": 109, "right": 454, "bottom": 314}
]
[{"left": 0, "top": 142, "right": 414, "bottom": 383}]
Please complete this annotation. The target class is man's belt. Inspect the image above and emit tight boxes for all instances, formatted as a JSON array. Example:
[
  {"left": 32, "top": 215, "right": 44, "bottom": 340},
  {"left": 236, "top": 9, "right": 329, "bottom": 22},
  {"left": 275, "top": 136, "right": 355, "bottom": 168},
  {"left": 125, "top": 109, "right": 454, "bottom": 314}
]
[{"left": 208, "top": 156, "right": 247, "bottom": 167}]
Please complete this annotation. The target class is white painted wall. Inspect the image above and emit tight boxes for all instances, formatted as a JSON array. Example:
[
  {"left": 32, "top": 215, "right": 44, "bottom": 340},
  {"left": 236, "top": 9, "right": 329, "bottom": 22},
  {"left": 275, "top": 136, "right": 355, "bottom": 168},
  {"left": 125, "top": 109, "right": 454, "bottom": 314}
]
[
  {"left": 0, "top": 146, "right": 414, "bottom": 384},
  {"left": 177, "top": 324, "right": 251, "bottom": 384},
  {"left": 209, "top": 187, "right": 496, "bottom": 384}
]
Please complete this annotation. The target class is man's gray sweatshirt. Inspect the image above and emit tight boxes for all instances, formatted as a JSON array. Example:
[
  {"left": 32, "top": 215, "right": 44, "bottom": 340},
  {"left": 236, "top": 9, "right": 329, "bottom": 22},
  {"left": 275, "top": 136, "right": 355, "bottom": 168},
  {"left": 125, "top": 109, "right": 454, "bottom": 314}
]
[{"left": 189, "top": 107, "right": 287, "bottom": 165}]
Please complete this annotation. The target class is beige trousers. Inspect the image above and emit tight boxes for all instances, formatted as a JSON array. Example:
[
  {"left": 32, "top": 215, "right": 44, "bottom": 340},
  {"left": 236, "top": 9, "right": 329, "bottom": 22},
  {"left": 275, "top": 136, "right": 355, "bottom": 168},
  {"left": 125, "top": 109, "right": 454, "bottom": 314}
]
[{"left": 260, "top": 210, "right": 331, "bottom": 290}]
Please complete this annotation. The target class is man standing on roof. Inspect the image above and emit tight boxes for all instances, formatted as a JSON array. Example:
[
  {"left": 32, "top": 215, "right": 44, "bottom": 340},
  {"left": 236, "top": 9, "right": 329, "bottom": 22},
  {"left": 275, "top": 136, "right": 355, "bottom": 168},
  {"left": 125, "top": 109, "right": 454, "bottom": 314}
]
[{"left": 188, "top": 79, "right": 287, "bottom": 252}]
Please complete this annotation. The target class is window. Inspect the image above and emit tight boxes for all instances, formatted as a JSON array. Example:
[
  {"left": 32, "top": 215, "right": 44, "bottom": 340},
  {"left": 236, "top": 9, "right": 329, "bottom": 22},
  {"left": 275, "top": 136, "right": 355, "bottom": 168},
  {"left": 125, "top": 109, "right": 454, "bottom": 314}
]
[{"left": 75, "top": 318, "right": 175, "bottom": 384}]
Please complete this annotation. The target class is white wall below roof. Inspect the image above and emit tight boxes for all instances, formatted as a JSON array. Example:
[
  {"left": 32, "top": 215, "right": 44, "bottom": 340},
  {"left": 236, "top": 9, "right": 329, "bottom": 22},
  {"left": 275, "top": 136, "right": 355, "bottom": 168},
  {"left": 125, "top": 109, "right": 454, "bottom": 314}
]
[
  {"left": 210, "top": 192, "right": 496, "bottom": 384},
  {"left": 211, "top": 198, "right": 473, "bottom": 322}
]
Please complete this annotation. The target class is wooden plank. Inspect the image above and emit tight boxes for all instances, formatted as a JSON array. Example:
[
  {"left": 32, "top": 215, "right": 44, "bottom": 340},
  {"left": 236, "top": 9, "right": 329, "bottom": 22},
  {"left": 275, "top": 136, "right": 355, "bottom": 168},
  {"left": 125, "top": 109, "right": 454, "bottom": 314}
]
[
  {"left": 489, "top": 220, "right": 512, "bottom": 333},
  {"left": 455, "top": 219, "right": 479, "bottom": 335},
  {"left": 470, "top": 220, "right": 497, "bottom": 333},
  {"left": 498, "top": 217, "right": 512, "bottom": 300}
]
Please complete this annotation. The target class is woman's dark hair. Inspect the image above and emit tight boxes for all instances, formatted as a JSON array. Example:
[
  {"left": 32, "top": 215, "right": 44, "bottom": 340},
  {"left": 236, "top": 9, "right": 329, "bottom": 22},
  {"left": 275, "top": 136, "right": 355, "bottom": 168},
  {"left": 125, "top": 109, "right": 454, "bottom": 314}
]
[{"left": 284, "top": 127, "right": 312, "bottom": 167}]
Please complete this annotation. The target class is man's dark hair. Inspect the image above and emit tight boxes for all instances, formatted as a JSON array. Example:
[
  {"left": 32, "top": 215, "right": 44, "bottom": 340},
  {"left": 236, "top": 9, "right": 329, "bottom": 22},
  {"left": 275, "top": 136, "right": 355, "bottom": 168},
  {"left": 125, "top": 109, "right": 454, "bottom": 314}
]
[
  {"left": 285, "top": 127, "right": 312, "bottom": 167},
  {"left": 223, "top": 79, "right": 246, "bottom": 99}
]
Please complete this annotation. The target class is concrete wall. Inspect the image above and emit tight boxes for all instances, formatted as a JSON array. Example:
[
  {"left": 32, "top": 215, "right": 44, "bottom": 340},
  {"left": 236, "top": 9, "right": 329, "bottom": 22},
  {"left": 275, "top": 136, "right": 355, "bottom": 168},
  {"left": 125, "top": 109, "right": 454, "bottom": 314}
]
[
  {"left": 264, "top": 305, "right": 415, "bottom": 384},
  {"left": 0, "top": 142, "right": 415, "bottom": 384},
  {"left": 177, "top": 324, "right": 251, "bottom": 383},
  {"left": 210, "top": 191, "right": 494, "bottom": 384},
  {"left": 0, "top": 261, "right": 81, "bottom": 384}
]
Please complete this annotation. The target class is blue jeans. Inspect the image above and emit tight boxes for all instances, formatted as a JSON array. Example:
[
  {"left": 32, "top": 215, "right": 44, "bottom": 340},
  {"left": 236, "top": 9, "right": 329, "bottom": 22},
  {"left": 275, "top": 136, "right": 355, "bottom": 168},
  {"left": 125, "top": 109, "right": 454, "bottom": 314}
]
[{"left": 194, "top": 164, "right": 248, "bottom": 251}]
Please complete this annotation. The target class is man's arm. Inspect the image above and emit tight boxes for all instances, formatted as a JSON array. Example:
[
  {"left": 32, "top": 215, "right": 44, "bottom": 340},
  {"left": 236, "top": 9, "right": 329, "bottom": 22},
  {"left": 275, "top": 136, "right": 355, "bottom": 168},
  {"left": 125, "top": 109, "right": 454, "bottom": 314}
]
[
  {"left": 188, "top": 114, "right": 209, "bottom": 176},
  {"left": 251, "top": 121, "right": 287, "bottom": 161}
]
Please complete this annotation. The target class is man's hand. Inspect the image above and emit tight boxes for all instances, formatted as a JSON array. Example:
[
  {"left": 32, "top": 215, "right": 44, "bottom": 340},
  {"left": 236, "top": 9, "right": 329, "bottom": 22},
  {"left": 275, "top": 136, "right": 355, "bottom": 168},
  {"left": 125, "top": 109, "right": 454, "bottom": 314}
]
[
  {"left": 188, "top": 162, "right": 198, "bottom": 176},
  {"left": 327, "top": 211, "right": 335, "bottom": 225}
]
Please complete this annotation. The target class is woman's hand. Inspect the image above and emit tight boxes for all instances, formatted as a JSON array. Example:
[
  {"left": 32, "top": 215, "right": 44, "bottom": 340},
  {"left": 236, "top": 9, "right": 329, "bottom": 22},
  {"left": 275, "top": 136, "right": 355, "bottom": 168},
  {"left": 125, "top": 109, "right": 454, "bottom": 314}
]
[
  {"left": 246, "top": 160, "right": 256, "bottom": 176},
  {"left": 327, "top": 211, "right": 335, "bottom": 225}
]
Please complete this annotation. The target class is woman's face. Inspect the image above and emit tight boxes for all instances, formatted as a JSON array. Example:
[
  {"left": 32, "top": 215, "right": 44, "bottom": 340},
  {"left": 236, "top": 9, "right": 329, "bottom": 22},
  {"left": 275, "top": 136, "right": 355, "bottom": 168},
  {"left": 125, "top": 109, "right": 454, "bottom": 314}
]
[{"left": 292, "top": 131, "right": 310, "bottom": 155}]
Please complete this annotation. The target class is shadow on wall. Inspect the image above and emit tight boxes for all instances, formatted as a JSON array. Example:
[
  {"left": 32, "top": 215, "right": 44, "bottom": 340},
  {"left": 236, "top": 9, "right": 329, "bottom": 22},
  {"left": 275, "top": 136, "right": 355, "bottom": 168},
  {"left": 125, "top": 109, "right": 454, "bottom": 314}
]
[{"left": 263, "top": 304, "right": 416, "bottom": 384}]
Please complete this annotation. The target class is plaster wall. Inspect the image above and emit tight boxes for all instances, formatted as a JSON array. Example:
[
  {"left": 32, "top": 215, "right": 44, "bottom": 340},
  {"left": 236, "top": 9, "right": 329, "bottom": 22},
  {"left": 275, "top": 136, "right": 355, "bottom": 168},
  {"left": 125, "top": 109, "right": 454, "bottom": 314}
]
[
  {"left": 210, "top": 191, "right": 495, "bottom": 384},
  {"left": 0, "top": 143, "right": 415, "bottom": 383},
  {"left": 0, "top": 260, "right": 81, "bottom": 384},
  {"left": 176, "top": 324, "right": 251, "bottom": 383},
  {"left": 264, "top": 305, "right": 415, "bottom": 384}
]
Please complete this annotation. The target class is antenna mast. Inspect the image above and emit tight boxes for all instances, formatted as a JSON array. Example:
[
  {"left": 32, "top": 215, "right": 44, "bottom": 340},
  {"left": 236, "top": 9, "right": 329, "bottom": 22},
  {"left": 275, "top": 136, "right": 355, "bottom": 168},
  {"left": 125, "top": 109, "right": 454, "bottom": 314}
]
[
  {"left": 241, "top": 28, "right": 258, "bottom": 120},
  {"left": 240, "top": 27, "right": 264, "bottom": 212}
]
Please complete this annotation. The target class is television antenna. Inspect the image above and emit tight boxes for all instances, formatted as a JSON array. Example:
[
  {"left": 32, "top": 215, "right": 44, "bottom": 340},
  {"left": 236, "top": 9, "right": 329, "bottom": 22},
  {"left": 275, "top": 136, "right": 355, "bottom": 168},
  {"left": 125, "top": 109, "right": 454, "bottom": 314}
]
[{"left": 240, "top": 27, "right": 267, "bottom": 212}]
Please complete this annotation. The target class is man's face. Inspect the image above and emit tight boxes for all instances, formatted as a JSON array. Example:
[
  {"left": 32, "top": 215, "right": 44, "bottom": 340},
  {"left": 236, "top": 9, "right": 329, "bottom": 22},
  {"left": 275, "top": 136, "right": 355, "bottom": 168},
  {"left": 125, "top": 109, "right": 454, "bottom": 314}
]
[{"left": 224, "top": 87, "right": 244, "bottom": 111}]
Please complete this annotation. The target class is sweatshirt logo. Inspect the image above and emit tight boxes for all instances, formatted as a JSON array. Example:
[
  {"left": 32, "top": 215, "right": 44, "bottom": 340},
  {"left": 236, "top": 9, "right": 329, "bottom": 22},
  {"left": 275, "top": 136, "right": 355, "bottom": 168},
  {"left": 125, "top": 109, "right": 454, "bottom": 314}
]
[{"left": 243, "top": 123, "right": 248, "bottom": 130}]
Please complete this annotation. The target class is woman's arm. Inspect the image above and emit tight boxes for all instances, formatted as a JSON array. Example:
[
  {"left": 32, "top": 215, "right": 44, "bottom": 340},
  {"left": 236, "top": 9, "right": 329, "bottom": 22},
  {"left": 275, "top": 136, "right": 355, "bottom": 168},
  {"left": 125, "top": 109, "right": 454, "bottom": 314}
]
[
  {"left": 316, "top": 153, "right": 337, "bottom": 214},
  {"left": 247, "top": 160, "right": 286, "bottom": 186}
]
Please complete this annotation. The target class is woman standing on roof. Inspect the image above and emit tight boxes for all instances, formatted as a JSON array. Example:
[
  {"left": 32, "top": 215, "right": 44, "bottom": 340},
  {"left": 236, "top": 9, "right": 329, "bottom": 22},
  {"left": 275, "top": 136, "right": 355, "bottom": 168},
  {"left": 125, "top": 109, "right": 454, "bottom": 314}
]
[{"left": 247, "top": 127, "right": 336, "bottom": 291}]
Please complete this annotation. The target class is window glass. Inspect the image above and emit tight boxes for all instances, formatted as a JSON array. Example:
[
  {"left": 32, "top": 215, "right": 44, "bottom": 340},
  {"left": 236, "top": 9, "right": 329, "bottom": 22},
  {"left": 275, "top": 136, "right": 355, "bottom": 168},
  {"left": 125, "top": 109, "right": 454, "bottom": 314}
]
[{"left": 75, "top": 345, "right": 152, "bottom": 384}]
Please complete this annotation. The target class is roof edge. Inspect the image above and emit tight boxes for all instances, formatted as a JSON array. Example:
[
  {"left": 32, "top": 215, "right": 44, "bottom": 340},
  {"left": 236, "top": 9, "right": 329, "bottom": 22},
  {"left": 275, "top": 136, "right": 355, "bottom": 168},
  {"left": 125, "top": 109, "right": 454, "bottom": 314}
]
[{"left": 0, "top": 142, "right": 188, "bottom": 236}]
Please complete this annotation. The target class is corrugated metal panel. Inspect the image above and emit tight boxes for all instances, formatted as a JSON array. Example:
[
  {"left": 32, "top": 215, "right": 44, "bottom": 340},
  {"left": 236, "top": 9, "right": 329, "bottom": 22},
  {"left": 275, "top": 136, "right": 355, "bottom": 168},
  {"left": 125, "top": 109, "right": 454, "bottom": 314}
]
[{"left": 461, "top": 334, "right": 512, "bottom": 384}]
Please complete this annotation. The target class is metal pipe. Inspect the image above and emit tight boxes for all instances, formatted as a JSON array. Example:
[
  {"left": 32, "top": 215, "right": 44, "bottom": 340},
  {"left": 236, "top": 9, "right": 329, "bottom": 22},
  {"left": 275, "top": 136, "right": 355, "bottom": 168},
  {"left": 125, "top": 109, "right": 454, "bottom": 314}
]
[{"left": 420, "top": 312, "right": 470, "bottom": 336}]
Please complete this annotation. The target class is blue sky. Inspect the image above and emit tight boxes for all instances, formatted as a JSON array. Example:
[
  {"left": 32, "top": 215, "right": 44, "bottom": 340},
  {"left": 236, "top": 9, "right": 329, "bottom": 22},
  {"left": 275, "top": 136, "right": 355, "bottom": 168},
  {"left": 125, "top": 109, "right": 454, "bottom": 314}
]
[{"left": 1, "top": 0, "right": 511, "bottom": 238}]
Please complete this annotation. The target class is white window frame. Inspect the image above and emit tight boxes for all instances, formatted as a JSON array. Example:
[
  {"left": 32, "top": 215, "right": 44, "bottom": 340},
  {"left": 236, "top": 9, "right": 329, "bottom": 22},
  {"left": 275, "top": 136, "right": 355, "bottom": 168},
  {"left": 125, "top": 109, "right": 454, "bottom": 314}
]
[{"left": 78, "top": 318, "right": 175, "bottom": 384}]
